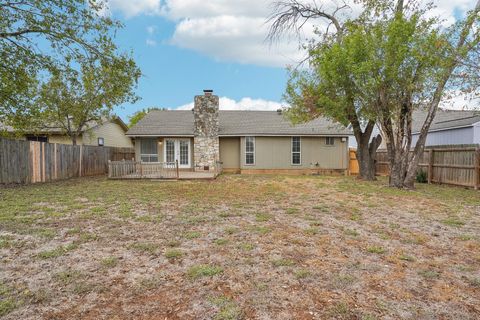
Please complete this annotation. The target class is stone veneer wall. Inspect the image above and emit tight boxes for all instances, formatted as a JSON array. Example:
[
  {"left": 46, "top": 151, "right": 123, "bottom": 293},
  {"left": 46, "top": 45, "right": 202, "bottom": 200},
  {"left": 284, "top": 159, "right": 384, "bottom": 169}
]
[{"left": 193, "top": 93, "right": 220, "bottom": 171}]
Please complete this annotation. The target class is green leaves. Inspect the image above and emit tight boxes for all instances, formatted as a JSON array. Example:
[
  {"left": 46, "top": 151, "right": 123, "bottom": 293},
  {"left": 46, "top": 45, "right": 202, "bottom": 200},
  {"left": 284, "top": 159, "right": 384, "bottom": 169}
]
[
  {"left": 0, "top": 0, "right": 140, "bottom": 135},
  {"left": 33, "top": 55, "right": 140, "bottom": 143},
  {"left": 128, "top": 107, "right": 164, "bottom": 128}
]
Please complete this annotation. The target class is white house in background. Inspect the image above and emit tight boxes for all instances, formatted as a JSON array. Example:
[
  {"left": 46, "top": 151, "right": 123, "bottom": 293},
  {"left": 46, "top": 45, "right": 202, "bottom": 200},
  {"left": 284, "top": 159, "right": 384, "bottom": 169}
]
[{"left": 348, "top": 109, "right": 480, "bottom": 148}]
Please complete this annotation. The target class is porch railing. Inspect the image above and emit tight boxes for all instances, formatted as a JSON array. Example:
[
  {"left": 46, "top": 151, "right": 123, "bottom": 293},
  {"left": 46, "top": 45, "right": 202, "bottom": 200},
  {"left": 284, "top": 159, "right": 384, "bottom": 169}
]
[{"left": 108, "top": 160, "right": 179, "bottom": 179}]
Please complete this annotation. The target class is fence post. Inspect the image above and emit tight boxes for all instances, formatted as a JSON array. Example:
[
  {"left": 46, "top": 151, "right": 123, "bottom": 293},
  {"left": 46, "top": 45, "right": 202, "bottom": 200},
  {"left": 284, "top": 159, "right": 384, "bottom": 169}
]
[
  {"left": 428, "top": 149, "right": 434, "bottom": 184},
  {"left": 474, "top": 147, "right": 480, "bottom": 190},
  {"left": 79, "top": 145, "right": 83, "bottom": 177},
  {"left": 139, "top": 160, "right": 143, "bottom": 178},
  {"left": 54, "top": 143, "right": 57, "bottom": 180},
  {"left": 176, "top": 160, "right": 179, "bottom": 179},
  {"left": 108, "top": 160, "right": 111, "bottom": 178}
]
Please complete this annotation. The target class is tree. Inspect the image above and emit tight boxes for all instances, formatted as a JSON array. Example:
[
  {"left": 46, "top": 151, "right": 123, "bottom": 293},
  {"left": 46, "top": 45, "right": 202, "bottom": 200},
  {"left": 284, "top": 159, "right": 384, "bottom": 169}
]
[
  {"left": 377, "top": 0, "right": 480, "bottom": 188},
  {"left": 128, "top": 107, "right": 164, "bottom": 128},
  {"left": 268, "top": 0, "right": 480, "bottom": 187},
  {"left": 29, "top": 55, "right": 140, "bottom": 145},
  {"left": 0, "top": 0, "right": 120, "bottom": 121},
  {"left": 268, "top": 1, "right": 383, "bottom": 180},
  {"left": 346, "top": 0, "right": 479, "bottom": 188}
]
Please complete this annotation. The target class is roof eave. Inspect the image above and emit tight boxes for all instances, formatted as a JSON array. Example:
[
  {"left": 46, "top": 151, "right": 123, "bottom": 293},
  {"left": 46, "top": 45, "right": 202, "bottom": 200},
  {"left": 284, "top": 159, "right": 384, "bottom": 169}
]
[
  {"left": 127, "top": 133, "right": 350, "bottom": 137},
  {"left": 126, "top": 134, "right": 195, "bottom": 137},
  {"left": 412, "top": 123, "right": 476, "bottom": 135}
]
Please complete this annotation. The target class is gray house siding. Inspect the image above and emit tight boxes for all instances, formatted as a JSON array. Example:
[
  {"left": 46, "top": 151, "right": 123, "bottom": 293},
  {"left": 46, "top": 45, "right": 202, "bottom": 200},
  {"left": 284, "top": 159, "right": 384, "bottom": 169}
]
[
  {"left": 412, "top": 127, "right": 475, "bottom": 146},
  {"left": 474, "top": 122, "right": 480, "bottom": 144}
]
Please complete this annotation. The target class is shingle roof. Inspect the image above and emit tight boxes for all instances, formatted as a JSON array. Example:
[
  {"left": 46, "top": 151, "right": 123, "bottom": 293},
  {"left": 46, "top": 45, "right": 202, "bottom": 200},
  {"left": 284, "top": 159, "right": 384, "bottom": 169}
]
[
  {"left": 0, "top": 117, "right": 128, "bottom": 134},
  {"left": 412, "top": 109, "right": 480, "bottom": 133},
  {"left": 126, "top": 110, "right": 352, "bottom": 137}
]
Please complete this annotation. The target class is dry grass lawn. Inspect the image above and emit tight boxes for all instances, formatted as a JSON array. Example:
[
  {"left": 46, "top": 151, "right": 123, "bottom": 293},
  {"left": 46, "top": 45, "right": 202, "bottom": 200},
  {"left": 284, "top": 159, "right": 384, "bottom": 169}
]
[{"left": 0, "top": 175, "right": 479, "bottom": 319}]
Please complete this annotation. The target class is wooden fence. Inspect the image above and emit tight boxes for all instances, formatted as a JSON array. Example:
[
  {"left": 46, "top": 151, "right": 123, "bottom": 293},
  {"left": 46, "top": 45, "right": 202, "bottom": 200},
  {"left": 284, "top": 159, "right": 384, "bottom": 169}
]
[
  {"left": 349, "top": 149, "right": 359, "bottom": 175},
  {"left": 0, "top": 137, "right": 134, "bottom": 185},
  {"left": 349, "top": 146, "right": 480, "bottom": 189}
]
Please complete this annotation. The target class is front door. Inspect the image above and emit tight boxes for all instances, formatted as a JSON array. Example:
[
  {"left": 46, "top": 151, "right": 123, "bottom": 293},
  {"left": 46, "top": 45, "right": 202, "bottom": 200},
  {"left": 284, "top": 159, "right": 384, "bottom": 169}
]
[{"left": 164, "top": 139, "right": 191, "bottom": 168}]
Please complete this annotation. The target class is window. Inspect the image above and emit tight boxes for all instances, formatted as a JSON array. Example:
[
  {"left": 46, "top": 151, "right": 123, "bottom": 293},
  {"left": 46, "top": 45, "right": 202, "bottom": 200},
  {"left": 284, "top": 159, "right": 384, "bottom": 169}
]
[
  {"left": 245, "top": 136, "right": 255, "bottom": 165},
  {"left": 140, "top": 138, "right": 158, "bottom": 162},
  {"left": 179, "top": 140, "right": 189, "bottom": 166},
  {"left": 292, "top": 137, "right": 301, "bottom": 165},
  {"left": 325, "top": 137, "right": 335, "bottom": 146},
  {"left": 97, "top": 137, "right": 104, "bottom": 146},
  {"left": 26, "top": 135, "right": 48, "bottom": 143},
  {"left": 165, "top": 140, "right": 175, "bottom": 163}
]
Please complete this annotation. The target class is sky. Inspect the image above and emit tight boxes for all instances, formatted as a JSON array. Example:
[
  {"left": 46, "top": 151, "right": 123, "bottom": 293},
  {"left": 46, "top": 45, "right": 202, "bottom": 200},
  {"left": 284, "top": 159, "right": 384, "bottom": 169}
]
[{"left": 103, "top": 0, "right": 476, "bottom": 121}]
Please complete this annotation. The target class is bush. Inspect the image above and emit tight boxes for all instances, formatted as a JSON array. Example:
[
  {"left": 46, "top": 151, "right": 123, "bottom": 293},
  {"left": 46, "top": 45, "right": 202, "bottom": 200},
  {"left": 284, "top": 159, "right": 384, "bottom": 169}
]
[{"left": 416, "top": 170, "right": 428, "bottom": 183}]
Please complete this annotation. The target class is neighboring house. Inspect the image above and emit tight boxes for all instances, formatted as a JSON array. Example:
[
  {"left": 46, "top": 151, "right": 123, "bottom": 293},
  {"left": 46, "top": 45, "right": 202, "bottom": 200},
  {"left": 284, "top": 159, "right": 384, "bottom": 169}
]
[
  {"left": 348, "top": 125, "right": 383, "bottom": 149},
  {"left": 2, "top": 117, "right": 133, "bottom": 148},
  {"left": 126, "top": 90, "right": 352, "bottom": 174},
  {"left": 348, "top": 109, "right": 480, "bottom": 148},
  {"left": 411, "top": 109, "right": 480, "bottom": 146}
]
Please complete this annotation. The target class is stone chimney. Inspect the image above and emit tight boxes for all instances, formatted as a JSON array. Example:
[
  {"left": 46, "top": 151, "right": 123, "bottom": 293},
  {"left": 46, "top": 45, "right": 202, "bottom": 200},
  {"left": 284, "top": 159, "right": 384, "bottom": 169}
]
[{"left": 193, "top": 90, "right": 219, "bottom": 171}]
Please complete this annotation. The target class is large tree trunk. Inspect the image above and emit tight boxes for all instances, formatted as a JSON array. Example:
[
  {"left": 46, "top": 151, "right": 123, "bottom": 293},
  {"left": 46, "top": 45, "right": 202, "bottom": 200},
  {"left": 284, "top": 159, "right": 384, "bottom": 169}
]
[
  {"left": 388, "top": 148, "right": 410, "bottom": 187},
  {"left": 356, "top": 133, "right": 382, "bottom": 180},
  {"left": 351, "top": 118, "right": 382, "bottom": 180}
]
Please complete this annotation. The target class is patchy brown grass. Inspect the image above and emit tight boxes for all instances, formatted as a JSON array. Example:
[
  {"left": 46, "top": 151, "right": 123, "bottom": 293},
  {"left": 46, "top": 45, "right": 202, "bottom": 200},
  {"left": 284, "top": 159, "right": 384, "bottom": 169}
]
[{"left": 0, "top": 175, "right": 479, "bottom": 319}]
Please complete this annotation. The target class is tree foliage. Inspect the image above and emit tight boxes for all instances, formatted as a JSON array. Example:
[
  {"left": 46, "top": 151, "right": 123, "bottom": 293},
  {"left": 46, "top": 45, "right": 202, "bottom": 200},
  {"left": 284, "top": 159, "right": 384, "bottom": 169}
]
[
  {"left": 128, "top": 107, "right": 164, "bottom": 128},
  {"left": 24, "top": 55, "right": 141, "bottom": 145},
  {"left": 269, "top": 1, "right": 383, "bottom": 180},
  {"left": 365, "top": 1, "right": 479, "bottom": 188},
  {"left": 269, "top": 0, "right": 479, "bottom": 187},
  {"left": 0, "top": 0, "right": 137, "bottom": 132}
]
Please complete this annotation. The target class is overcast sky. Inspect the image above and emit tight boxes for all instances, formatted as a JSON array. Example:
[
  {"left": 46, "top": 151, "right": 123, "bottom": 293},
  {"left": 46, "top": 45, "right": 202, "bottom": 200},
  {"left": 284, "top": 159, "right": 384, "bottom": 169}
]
[{"left": 101, "top": 0, "right": 475, "bottom": 120}]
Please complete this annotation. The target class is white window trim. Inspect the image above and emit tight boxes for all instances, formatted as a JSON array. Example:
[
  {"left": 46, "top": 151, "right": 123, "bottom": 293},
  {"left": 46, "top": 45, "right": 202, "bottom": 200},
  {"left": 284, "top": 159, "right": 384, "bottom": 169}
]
[
  {"left": 163, "top": 138, "right": 191, "bottom": 168},
  {"left": 140, "top": 138, "right": 159, "bottom": 163},
  {"left": 164, "top": 139, "right": 176, "bottom": 164},
  {"left": 244, "top": 136, "right": 255, "bottom": 166},
  {"left": 177, "top": 138, "right": 191, "bottom": 168},
  {"left": 291, "top": 136, "right": 301, "bottom": 165},
  {"left": 325, "top": 137, "right": 335, "bottom": 146}
]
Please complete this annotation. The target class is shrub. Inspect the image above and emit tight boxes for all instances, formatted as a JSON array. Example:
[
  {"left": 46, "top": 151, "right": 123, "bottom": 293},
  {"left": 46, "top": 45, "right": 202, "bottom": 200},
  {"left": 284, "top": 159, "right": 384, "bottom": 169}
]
[{"left": 416, "top": 170, "right": 428, "bottom": 183}]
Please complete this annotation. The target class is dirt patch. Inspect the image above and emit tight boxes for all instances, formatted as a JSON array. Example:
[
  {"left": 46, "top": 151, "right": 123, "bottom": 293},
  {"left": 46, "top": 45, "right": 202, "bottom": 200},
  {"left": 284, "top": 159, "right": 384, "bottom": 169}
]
[{"left": 0, "top": 175, "right": 479, "bottom": 319}]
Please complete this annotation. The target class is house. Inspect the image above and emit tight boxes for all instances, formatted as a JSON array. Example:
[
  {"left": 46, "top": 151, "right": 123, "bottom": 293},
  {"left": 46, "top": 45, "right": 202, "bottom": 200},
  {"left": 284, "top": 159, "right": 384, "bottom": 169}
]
[
  {"left": 411, "top": 109, "right": 480, "bottom": 146},
  {"left": 1, "top": 117, "right": 133, "bottom": 148},
  {"left": 348, "top": 109, "right": 480, "bottom": 148},
  {"left": 126, "top": 90, "right": 351, "bottom": 175}
]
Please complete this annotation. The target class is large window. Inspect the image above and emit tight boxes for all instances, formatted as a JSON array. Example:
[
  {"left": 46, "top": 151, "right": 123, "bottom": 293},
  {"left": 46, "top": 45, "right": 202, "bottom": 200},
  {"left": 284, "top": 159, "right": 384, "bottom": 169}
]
[
  {"left": 325, "top": 137, "right": 335, "bottom": 146},
  {"left": 292, "top": 137, "right": 301, "bottom": 165},
  {"left": 140, "top": 138, "right": 158, "bottom": 162},
  {"left": 245, "top": 136, "right": 255, "bottom": 165}
]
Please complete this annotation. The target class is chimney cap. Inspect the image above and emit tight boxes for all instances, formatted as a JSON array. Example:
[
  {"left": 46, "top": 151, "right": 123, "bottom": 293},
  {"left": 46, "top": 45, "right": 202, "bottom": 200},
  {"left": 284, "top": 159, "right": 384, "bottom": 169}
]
[{"left": 203, "top": 89, "right": 213, "bottom": 95}]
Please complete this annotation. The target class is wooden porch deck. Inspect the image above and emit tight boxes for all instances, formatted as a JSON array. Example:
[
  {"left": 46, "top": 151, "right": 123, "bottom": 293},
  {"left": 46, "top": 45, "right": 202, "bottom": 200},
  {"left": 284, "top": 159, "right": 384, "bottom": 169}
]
[
  {"left": 116, "top": 171, "right": 217, "bottom": 180},
  {"left": 108, "top": 160, "right": 220, "bottom": 180}
]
